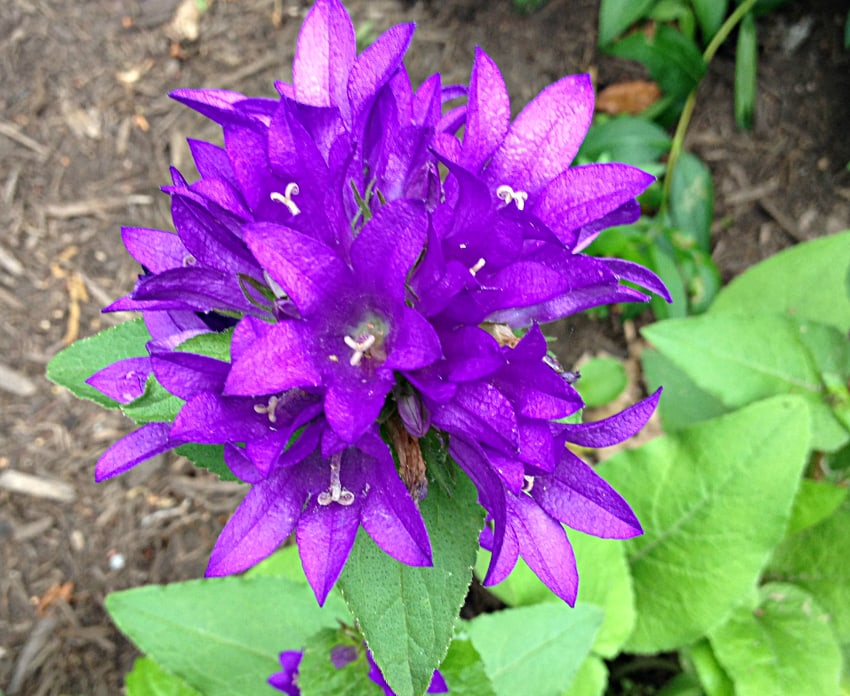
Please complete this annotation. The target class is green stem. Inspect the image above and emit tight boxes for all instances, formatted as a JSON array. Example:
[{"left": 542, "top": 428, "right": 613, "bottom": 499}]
[{"left": 661, "top": 0, "right": 759, "bottom": 211}]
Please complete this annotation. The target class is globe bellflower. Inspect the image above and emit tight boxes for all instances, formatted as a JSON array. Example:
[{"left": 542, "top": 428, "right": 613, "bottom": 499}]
[{"left": 83, "top": 0, "right": 669, "bottom": 606}]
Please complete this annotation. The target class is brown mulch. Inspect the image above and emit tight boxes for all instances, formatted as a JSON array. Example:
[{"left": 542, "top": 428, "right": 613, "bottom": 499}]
[{"left": 1, "top": 0, "right": 848, "bottom": 693}]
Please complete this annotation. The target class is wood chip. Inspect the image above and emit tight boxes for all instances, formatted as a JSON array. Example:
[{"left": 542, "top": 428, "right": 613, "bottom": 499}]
[
  {"left": 0, "top": 470, "right": 76, "bottom": 503},
  {"left": 0, "top": 363, "right": 37, "bottom": 396},
  {"left": 0, "top": 120, "right": 50, "bottom": 160},
  {"left": 596, "top": 80, "right": 661, "bottom": 115},
  {"left": 44, "top": 194, "right": 153, "bottom": 219}
]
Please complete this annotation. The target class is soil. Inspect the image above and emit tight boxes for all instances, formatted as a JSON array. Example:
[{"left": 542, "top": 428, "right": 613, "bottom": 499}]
[{"left": 1, "top": 0, "right": 848, "bottom": 693}]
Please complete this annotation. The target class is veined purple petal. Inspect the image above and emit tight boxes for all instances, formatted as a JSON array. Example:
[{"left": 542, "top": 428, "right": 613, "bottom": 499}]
[
  {"left": 601, "top": 258, "right": 673, "bottom": 302},
  {"left": 244, "top": 222, "right": 350, "bottom": 316},
  {"left": 144, "top": 310, "right": 208, "bottom": 342},
  {"left": 507, "top": 493, "right": 578, "bottom": 605},
  {"left": 94, "top": 422, "right": 177, "bottom": 482},
  {"left": 297, "top": 487, "right": 362, "bottom": 605},
  {"left": 171, "top": 392, "right": 270, "bottom": 443},
  {"left": 169, "top": 88, "right": 275, "bottom": 127},
  {"left": 132, "top": 267, "right": 254, "bottom": 314},
  {"left": 121, "top": 228, "right": 187, "bottom": 273},
  {"left": 348, "top": 23, "right": 415, "bottom": 119},
  {"left": 532, "top": 164, "right": 655, "bottom": 247},
  {"left": 562, "top": 388, "right": 661, "bottom": 448},
  {"left": 533, "top": 449, "right": 642, "bottom": 539},
  {"left": 384, "top": 307, "right": 442, "bottom": 371},
  {"left": 432, "top": 382, "right": 518, "bottom": 451},
  {"left": 150, "top": 352, "right": 229, "bottom": 401},
  {"left": 481, "top": 260, "right": 572, "bottom": 313},
  {"left": 293, "top": 0, "right": 356, "bottom": 119},
  {"left": 324, "top": 370, "right": 394, "bottom": 443},
  {"left": 225, "top": 321, "right": 322, "bottom": 396},
  {"left": 188, "top": 138, "right": 236, "bottom": 184},
  {"left": 487, "top": 73, "right": 594, "bottom": 194},
  {"left": 86, "top": 357, "right": 151, "bottom": 404},
  {"left": 439, "top": 325, "right": 504, "bottom": 382},
  {"left": 573, "top": 200, "right": 641, "bottom": 252},
  {"left": 361, "top": 445, "right": 432, "bottom": 566},
  {"left": 206, "top": 466, "right": 304, "bottom": 576},
  {"left": 224, "top": 444, "right": 264, "bottom": 484},
  {"left": 462, "top": 47, "right": 510, "bottom": 172}
]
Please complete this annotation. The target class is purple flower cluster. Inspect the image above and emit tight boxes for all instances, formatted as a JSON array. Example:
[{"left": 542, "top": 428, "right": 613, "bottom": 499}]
[
  {"left": 269, "top": 647, "right": 447, "bottom": 695},
  {"left": 87, "top": 0, "right": 667, "bottom": 605}
]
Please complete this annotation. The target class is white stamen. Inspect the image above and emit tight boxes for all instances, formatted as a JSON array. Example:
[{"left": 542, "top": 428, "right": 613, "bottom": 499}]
[
  {"left": 522, "top": 475, "right": 535, "bottom": 493},
  {"left": 253, "top": 395, "right": 280, "bottom": 423},
  {"left": 496, "top": 184, "right": 528, "bottom": 211},
  {"left": 469, "top": 257, "right": 486, "bottom": 277},
  {"left": 270, "top": 182, "right": 301, "bottom": 216},
  {"left": 317, "top": 454, "right": 355, "bottom": 506},
  {"left": 344, "top": 334, "right": 376, "bottom": 366}
]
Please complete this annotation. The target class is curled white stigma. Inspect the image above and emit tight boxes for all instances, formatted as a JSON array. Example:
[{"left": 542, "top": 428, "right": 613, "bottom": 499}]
[
  {"left": 343, "top": 333, "right": 376, "bottom": 367},
  {"left": 253, "top": 395, "right": 280, "bottom": 423},
  {"left": 270, "top": 182, "right": 301, "bottom": 216},
  {"left": 469, "top": 257, "right": 486, "bottom": 277},
  {"left": 496, "top": 184, "right": 528, "bottom": 211},
  {"left": 317, "top": 454, "right": 355, "bottom": 506},
  {"left": 522, "top": 475, "right": 535, "bottom": 493}
]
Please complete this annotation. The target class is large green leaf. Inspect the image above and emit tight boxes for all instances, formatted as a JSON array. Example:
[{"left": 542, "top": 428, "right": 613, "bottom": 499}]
[
  {"left": 106, "top": 576, "right": 348, "bottom": 696},
  {"left": 46, "top": 318, "right": 151, "bottom": 408},
  {"left": 175, "top": 444, "right": 236, "bottom": 482},
  {"left": 786, "top": 479, "right": 848, "bottom": 537},
  {"left": 578, "top": 116, "right": 672, "bottom": 168},
  {"left": 642, "top": 314, "right": 850, "bottom": 451},
  {"left": 602, "top": 396, "right": 810, "bottom": 652},
  {"left": 708, "top": 583, "right": 841, "bottom": 696},
  {"left": 126, "top": 657, "right": 202, "bottom": 696},
  {"left": 438, "top": 635, "right": 497, "bottom": 696},
  {"left": 562, "top": 655, "right": 607, "bottom": 696},
  {"left": 709, "top": 230, "right": 850, "bottom": 332},
  {"left": 767, "top": 507, "right": 850, "bottom": 642},
  {"left": 466, "top": 603, "right": 602, "bottom": 696},
  {"left": 337, "top": 464, "right": 483, "bottom": 696}
]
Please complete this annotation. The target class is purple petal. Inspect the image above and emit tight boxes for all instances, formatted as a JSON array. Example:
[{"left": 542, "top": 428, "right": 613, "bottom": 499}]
[
  {"left": 533, "top": 449, "right": 642, "bottom": 539},
  {"left": 224, "top": 444, "right": 264, "bottom": 484},
  {"left": 385, "top": 307, "right": 442, "bottom": 371},
  {"left": 487, "top": 73, "right": 594, "bottom": 194},
  {"left": 462, "top": 47, "right": 510, "bottom": 172},
  {"left": 293, "top": 0, "right": 356, "bottom": 118},
  {"left": 562, "top": 388, "right": 661, "bottom": 448},
  {"left": 150, "top": 352, "right": 229, "bottom": 401},
  {"left": 361, "top": 445, "right": 432, "bottom": 566},
  {"left": 206, "top": 467, "right": 304, "bottom": 576},
  {"left": 132, "top": 267, "right": 253, "bottom": 314},
  {"left": 439, "top": 325, "right": 504, "bottom": 382},
  {"left": 508, "top": 493, "right": 578, "bottom": 605},
  {"left": 532, "top": 164, "right": 655, "bottom": 247},
  {"left": 86, "top": 357, "right": 151, "bottom": 404},
  {"left": 297, "top": 489, "right": 362, "bottom": 605},
  {"left": 432, "top": 382, "right": 518, "bottom": 451},
  {"left": 347, "top": 23, "right": 415, "bottom": 119},
  {"left": 269, "top": 651, "right": 303, "bottom": 695},
  {"left": 121, "top": 228, "right": 188, "bottom": 272},
  {"left": 244, "top": 222, "right": 350, "bottom": 316},
  {"left": 225, "top": 321, "right": 322, "bottom": 396},
  {"left": 601, "top": 258, "right": 673, "bottom": 302},
  {"left": 324, "top": 371, "right": 394, "bottom": 443},
  {"left": 171, "top": 392, "right": 270, "bottom": 443},
  {"left": 94, "top": 422, "right": 176, "bottom": 482}
]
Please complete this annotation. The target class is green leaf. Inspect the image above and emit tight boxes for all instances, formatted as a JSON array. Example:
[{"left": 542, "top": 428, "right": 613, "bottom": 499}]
[
  {"left": 786, "top": 479, "right": 849, "bottom": 537},
  {"left": 709, "top": 583, "right": 842, "bottom": 696},
  {"left": 121, "top": 375, "right": 184, "bottom": 425},
  {"left": 246, "top": 543, "right": 308, "bottom": 583},
  {"left": 106, "top": 576, "right": 349, "bottom": 696},
  {"left": 604, "top": 24, "right": 706, "bottom": 117},
  {"left": 562, "top": 655, "right": 607, "bottom": 696},
  {"left": 598, "top": 0, "right": 657, "bottom": 46},
  {"left": 175, "top": 444, "right": 236, "bottom": 481},
  {"left": 575, "top": 357, "right": 628, "bottom": 408},
  {"left": 669, "top": 151, "right": 714, "bottom": 252},
  {"left": 126, "top": 656, "right": 202, "bottom": 696},
  {"left": 767, "top": 507, "right": 850, "bottom": 642},
  {"left": 337, "top": 463, "right": 483, "bottom": 696},
  {"left": 734, "top": 12, "right": 757, "bottom": 129},
  {"left": 641, "top": 347, "right": 728, "bottom": 431},
  {"left": 46, "top": 318, "right": 151, "bottom": 408},
  {"left": 602, "top": 396, "right": 810, "bottom": 652},
  {"left": 578, "top": 117, "right": 672, "bottom": 167},
  {"left": 642, "top": 314, "right": 850, "bottom": 452},
  {"left": 682, "top": 640, "right": 735, "bottom": 696},
  {"left": 297, "top": 628, "right": 382, "bottom": 696},
  {"left": 467, "top": 603, "right": 602, "bottom": 696},
  {"left": 176, "top": 329, "right": 233, "bottom": 362},
  {"left": 691, "top": 0, "right": 728, "bottom": 40},
  {"left": 439, "top": 635, "right": 497, "bottom": 696},
  {"left": 709, "top": 230, "right": 850, "bottom": 332}
]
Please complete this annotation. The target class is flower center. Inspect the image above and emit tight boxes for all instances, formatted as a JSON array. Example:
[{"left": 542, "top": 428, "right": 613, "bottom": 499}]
[
  {"left": 253, "top": 394, "right": 281, "bottom": 423},
  {"left": 343, "top": 333, "right": 376, "bottom": 366},
  {"left": 340, "top": 315, "right": 389, "bottom": 367},
  {"left": 468, "top": 257, "right": 486, "bottom": 277},
  {"left": 270, "top": 182, "right": 301, "bottom": 216},
  {"left": 317, "top": 453, "right": 355, "bottom": 506},
  {"left": 496, "top": 184, "right": 528, "bottom": 211}
]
